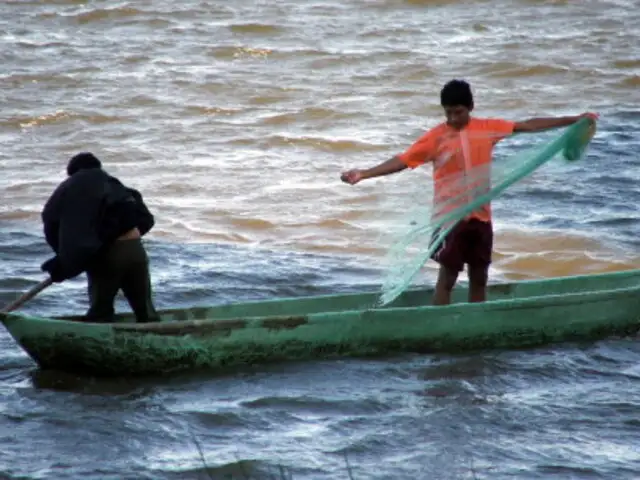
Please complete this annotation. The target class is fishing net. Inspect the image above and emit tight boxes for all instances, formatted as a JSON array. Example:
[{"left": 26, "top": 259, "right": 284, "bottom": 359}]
[{"left": 378, "top": 117, "right": 596, "bottom": 306}]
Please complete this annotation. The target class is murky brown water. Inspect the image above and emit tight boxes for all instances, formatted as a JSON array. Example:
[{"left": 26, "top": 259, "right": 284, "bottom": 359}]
[{"left": 1, "top": 0, "right": 639, "bottom": 478}]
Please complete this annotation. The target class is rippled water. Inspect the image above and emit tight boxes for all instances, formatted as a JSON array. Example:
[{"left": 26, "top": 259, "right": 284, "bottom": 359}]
[{"left": 1, "top": 0, "right": 640, "bottom": 478}]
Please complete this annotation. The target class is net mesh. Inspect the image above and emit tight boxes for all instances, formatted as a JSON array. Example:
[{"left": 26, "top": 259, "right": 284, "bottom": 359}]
[{"left": 377, "top": 117, "right": 596, "bottom": 306}]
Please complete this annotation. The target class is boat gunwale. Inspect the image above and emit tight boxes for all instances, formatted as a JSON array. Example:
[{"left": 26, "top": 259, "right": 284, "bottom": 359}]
[
  {"left": 2, "top": 280, "right": 639, "bottom": 336},
  {"left": 111, "top": 282, "right": 640, "bottom": 332},
  {"left": 55, "top": 268, "right": 640, "bottom": 323}
]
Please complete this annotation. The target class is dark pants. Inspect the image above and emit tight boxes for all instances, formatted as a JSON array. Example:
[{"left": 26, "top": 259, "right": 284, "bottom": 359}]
[
  {"left": 85, "top": 238, "right": 159, "bottom": 323},
  {"left": 431, "top": 219, "right": 493, "bottom": 272}
]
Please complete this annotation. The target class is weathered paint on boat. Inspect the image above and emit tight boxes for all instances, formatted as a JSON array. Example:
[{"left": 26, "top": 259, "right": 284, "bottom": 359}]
[{"left": 1, "top": 269, "right": 640, "bottom": 377}]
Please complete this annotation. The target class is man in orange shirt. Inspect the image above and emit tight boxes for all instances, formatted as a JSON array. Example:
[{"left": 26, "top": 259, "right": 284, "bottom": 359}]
[{"left": 340, "top": 79, "right": 598, "bottom": 306}]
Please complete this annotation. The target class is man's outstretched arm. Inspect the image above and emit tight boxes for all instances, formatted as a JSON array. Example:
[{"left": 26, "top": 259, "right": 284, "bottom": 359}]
[
  {"left": 513, "top": 112, "right": 598, "bottom": 133},
  {"left": 340, "top": 156, "right": 407, "bottom": 185}
]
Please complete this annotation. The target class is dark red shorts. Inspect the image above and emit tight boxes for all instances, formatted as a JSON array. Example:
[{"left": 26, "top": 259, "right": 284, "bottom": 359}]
[{"left": 430, "top": 219, "right": 493, "bottom": 272}]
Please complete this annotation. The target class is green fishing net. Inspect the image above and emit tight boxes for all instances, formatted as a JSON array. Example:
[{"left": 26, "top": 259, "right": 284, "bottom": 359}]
[{"left": 378, "top": 117, "right": 597, "bottom": 306}]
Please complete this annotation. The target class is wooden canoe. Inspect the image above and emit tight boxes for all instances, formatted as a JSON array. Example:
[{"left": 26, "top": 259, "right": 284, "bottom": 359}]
[{"left": 2, "top": 269, "right": 640, "bottom": 377}]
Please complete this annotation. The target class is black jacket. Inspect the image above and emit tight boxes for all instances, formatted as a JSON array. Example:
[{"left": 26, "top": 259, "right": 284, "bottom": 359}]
[{"left": 41, "top": 168, "right": 155, "bottom": 281}]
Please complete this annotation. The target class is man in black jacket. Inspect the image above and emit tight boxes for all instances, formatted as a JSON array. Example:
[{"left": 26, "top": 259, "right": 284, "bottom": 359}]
[{"left": 41, "top": 152, "right": 160, "bottom": 323}]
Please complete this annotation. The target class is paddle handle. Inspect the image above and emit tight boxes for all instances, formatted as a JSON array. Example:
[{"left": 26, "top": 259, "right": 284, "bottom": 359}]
[{"left": 2, "top": 278, "right": 53, "bottom": 313}]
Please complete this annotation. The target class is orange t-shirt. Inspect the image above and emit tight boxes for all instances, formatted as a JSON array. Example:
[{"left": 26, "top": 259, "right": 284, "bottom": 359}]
[{"left": 397, "top": 117, "right": 515, "bottom": 222}]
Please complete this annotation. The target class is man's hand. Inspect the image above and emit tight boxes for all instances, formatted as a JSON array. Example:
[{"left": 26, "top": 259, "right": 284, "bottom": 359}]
[
  {"left": 41, "top": 257, "right": 66, "bottom": 283},
  {"left": 340, "top": 169, "right": 365, "bottom": 185}
]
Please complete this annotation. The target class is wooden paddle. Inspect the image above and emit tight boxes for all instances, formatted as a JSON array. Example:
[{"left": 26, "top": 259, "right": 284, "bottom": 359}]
[{"left": 1, "top": 277, "right": 53, "bottom": 314}]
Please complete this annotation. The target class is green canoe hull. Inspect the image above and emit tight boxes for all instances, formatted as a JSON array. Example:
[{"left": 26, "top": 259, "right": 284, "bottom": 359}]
[{"left": 2, "top": 269, "right": 640, "bottom": 377}]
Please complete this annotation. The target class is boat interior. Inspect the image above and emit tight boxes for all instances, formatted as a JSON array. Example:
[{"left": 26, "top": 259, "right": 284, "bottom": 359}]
[{"left": 52, "top": 269, "right": 640, "bottom": 324}]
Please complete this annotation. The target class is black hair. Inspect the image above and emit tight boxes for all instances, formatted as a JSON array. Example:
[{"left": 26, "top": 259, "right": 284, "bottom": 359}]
[
  {"left": 67, "top": 152, "right": 102, "bottom": 176},
  {"left": 440, "top": 79, "right": 474, "bottom": 109}
]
